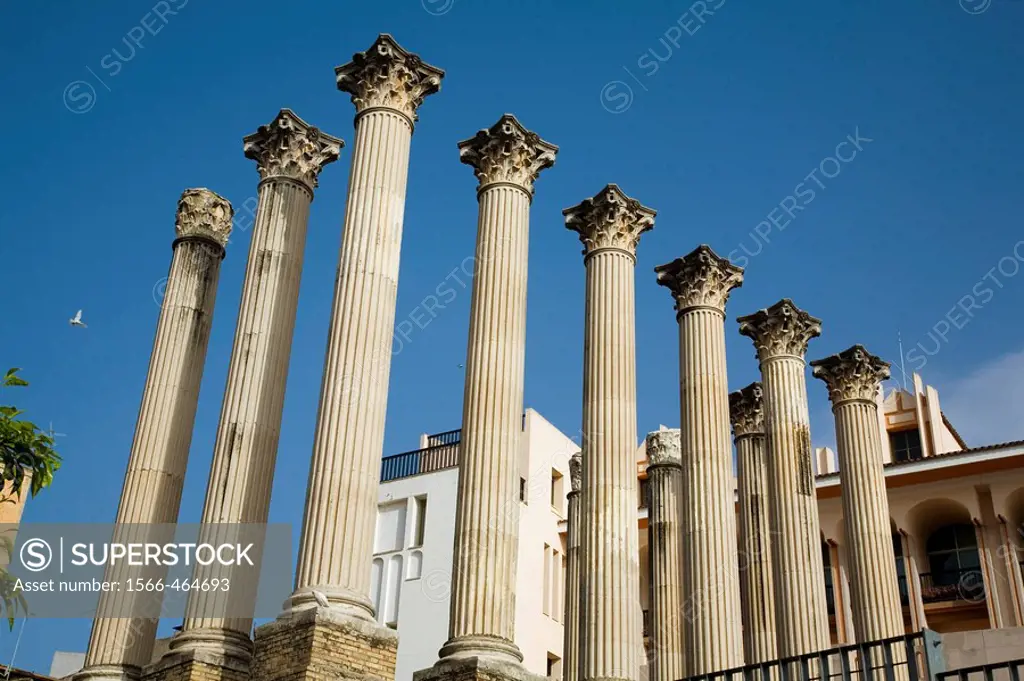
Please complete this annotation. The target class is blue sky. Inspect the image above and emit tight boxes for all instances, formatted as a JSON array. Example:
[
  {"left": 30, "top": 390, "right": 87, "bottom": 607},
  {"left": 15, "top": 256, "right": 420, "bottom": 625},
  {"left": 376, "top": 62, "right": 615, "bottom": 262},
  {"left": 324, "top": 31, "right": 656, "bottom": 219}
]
[{"left": 1, "top": 0, "right": 1023, "bottom": 673}]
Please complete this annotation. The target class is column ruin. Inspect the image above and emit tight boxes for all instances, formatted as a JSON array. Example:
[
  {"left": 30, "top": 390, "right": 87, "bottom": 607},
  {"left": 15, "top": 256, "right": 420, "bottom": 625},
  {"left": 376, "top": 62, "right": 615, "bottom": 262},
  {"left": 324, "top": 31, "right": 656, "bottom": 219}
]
[
  {"left": 151, "top": 110, "right": 340, "bottom": 681},
  {"left": 564, "top": 452, "right": 583, "bottom": 681},
  {"left": 645, "top": 429, "right": 685, "bottom": 681},
  {"left": 654, "top": 244, "right": 744, "bottom": 675},
  {"left": 811, "top": 345, "right": 904, "bottom": 643},
  {"left": 737, "top": 299, "right": 831, "bottom": 658},
  {"left": 253, "top": 35, "right": 442, "bottom": 681},
  {"left": 417, "top": 115, "right": 557, "bottom": 681},
  {"left": 729, "top": 382, "right": 778, "bottom": 664},
  {"left": 75, "top": 188, "right": 232, "bottom": 681},
  {"left": 564, "top": 185, "right": 655, "bottom": 681}
]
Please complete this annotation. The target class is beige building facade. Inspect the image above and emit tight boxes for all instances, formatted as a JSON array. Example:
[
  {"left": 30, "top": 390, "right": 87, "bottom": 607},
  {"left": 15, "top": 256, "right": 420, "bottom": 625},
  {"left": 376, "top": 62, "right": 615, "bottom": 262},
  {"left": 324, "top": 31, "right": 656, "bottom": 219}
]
[
  {"left": 372, "top": 372, "right": 1024, "bottom": 680},
  {"left": 816, "top": 375, "right": 1024, "bottom": 644}
]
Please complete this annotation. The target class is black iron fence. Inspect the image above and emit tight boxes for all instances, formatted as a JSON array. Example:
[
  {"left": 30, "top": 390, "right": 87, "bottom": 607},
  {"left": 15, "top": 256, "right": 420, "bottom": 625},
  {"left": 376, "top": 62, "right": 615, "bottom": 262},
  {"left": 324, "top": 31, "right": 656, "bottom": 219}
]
[
  {"left": 938, "top": 659, "right": 1023, "bottom": 681},
  {"left": 677, "top": 630, "right": 945, "bottom": 681}
]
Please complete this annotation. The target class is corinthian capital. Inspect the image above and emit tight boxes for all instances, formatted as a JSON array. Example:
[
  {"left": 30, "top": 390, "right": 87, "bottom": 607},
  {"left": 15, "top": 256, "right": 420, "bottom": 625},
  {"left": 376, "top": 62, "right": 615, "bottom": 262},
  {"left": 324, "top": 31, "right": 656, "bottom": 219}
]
[
  {"left": 569, "top": 452, "right": 582, "bottom": 493},
  {"left": 563, "top": 184, "right": 656, "bottom": 259},
  {"left": 335, "top": 34, "right": 444, "bottom": 126},
  {"left": 737, "top": 299, "right": 822, "bottom": 362},
  {"left": 645, "top": 429, "right": 681, "bottom": 467},
  {"left": 811, "top": 345, "right": 891, "bottom": 405},
  {"left": 655, "top": 244, "right": 744, "bottom": 314},
  {"left": 243, "top": 109, "right": 343, "bottom": 191},
  {"left": 175, "top": 188, "right": 233, "bottom": 248},
  {"left": 458, "top": 114, "right": 557, "bottom": 195},
  {"left": 729, "top": 382, "right": 765, "bottom": 439}
]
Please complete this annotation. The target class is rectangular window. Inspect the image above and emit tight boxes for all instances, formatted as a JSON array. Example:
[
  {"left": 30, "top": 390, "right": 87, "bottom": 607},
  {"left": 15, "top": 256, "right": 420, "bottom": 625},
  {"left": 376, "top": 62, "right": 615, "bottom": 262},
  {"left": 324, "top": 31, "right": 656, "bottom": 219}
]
[
  {"left": 520, "top": 477, "right": 527, "bottom": 503},
  {"left": 542, "top": 544, "right": 551, "bottom": 616},
  {"left": 375, "top": 501, "right": 407, "bottom": 554},
  {"left": 889, "top": 429, "right": 923, "bottom": 462},
  {"left": 639, "top": 477, "right": 650, "bottom": 508},
  {"left": 412, "top": 496, "right": 427, "bottom": 547},
  {"left": 557, "top": 548, "right": 565, "bottom": 622},
  {"left": 561, "top": 555, "right": 567, "bottom": 620},
  {"left": 551, "top": 469, "right": 564, "bottom": 511},
  {"left": 547, "top": 654, "right": 562, "bottom": 680}
]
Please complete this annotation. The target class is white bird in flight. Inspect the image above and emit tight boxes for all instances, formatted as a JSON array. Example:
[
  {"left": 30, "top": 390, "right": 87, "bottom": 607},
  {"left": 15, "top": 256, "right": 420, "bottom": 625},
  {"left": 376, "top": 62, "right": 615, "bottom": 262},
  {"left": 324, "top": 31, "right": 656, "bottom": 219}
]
[{"left": 69, "top": 310, "right": 87, "bottom": 328}]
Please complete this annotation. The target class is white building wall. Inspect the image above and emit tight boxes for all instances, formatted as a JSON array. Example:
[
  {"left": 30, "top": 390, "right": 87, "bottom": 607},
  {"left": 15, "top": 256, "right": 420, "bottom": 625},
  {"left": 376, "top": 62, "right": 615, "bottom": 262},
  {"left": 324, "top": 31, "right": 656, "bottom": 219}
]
[
  {"left": 374, "top": 408, "right": 578, "bottom": 681},
  {"left": 375, "top": 466, "right": 459, "bottom": 681},
  {"left": 515, "top": 409, "right": 579, "bottom": 676}
]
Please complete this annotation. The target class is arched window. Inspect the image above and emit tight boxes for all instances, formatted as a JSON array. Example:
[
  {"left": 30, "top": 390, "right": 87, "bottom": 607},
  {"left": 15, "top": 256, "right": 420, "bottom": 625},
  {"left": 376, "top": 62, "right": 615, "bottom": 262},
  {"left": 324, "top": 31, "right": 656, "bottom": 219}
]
[{"left": 926, "top": 524, "right": 983, "bottom": 601}]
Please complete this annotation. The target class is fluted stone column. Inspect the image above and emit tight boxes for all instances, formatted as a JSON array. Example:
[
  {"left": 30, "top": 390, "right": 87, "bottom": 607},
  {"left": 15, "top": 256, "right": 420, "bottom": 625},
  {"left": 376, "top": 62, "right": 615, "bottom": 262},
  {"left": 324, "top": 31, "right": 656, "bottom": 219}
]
[
  {"left": 443, "top": 114, "right": 557, "bottom": 664},
  {"left": 655, "top": 245, "right": 744, "bottom": 675},
  {"left": 75, "top": 189, "right": 231, "bottom": 681},
  {"left": 253, "top": 36, "right": 442, "bottom": 681},
  {"left": 289, "top": 33, "right": 442, "bottom": 615},
  {"left": 737, "top": 299, "right": 830, "bottom": 658},
  {"left": 729, "top": 383, "right": 778, "bottom": 665},
  {"left": 565, "top": 185, "right": 654, "bottom": 681},
  {"left": 564, "top": 453, "right": 583, "bottom": 681},
  {"left": 417, "top": 116, "right": 557, "bottom": 681},
  {"left": 811, "top": 346, "right": 903, "bottom": 643},
  {"left": 150, "top": 111, "right": 341, "bottom": 681},
  {"left": 645, "top": 430, "right": 684, "bottom": 681}
]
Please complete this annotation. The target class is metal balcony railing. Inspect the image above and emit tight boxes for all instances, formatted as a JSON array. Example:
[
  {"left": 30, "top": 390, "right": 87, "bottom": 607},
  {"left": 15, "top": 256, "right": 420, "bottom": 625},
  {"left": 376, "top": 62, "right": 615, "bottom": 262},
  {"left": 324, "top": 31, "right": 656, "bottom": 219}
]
[
  {"left": 425, "top": 428, "right": 461, "bottom": 447},
  {"left": 918, "top": 568, "right": 985, "bottom": 605},
  {"left": 380, "top": 430, "right": 461, "bottom": 483},
  {"left": 677, "top": 630, "right": 945, "bottom": 681},
  {"left": 938, "top": 659, "right": 1023, "bottom": 681}
]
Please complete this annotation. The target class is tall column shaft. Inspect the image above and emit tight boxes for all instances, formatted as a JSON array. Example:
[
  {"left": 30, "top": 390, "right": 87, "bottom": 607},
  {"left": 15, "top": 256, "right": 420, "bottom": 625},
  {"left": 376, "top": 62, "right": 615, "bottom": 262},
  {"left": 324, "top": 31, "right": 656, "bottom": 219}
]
[
  {"left": 247, "top": 37, "right": 440, "bottom": 681},
  {"left": 645, "top": 431, "right": 684, "bottom": 681},
  {"left": 738, "top": 299, "right": 830, "bottom": 659},
  {"left": 175, "top": 110, "right": 341, "bottom": 661},
  {"left": 564, "top": 454, "right": 583, "bottom": 681},
  {"left": 293, "top": 108, "right": 412, "bottom": 611},
  {"left": 444, "top": 183, "right": 530, "bottom": 657},
  {"left": 582, "top": 249, "right": 642, "bottom": 681},
  {"left": 293, "top": 37, "right": 443, "bottom": 616},
  {"left": 78, "top": 189, "right": 231, "bottom": 681},
  {"left": 436, "top": 114, "right": 556, "bottom": 665},
  {"left": 736, "top": 432, "right": 778, "bottom": 662},
  {"left": 811, "top": 346, "right": 903, "bottom": 643},
  {"left": 655, "top": 245, "right": 744, "bottom": 675},
  {"left": 729, "top": 382, "right": 777, "bottom": 665},
  {"left": 678, "top": 310, "right": 742, "bottom": 673},
  {"left": 760, "top": 354, "right": 831, "bottom": 655},
  {"left": 565, "top": 185, "right": 654, "bottom": 681},
  {"left": 833, "top": 400, "right": 903, "bottom": 639}
]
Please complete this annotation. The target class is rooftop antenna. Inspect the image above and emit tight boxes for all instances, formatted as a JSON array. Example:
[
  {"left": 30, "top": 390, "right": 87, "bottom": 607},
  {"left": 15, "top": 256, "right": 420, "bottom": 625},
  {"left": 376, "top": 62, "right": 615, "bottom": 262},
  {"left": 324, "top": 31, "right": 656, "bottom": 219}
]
[
  {"left": 3, "top": 618, "right": 27, "bottom": 679},
  {"left": 896, "top": 331, "right": 909, "bottom": 392}
]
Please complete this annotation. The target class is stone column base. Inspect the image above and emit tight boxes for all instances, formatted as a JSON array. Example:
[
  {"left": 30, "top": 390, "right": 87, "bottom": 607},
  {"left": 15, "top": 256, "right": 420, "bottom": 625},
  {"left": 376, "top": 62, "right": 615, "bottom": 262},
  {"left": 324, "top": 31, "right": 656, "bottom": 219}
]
[
  {"left": 142, "top": 648, "right": 248, "bottom": 681},
  {"left": 413, "top": 656, "right": 545, "bottom": 681},
  {"left": 251, "top": 607, "right": 398, "bottom": 681}
]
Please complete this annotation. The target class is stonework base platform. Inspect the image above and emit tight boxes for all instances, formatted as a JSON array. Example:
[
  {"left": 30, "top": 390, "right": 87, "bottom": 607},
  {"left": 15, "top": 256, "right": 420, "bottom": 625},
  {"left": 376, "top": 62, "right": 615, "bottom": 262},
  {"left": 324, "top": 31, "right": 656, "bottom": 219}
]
[
  {"left": 252, "top": 607, "right": 398, "bottom": 681},
  {"left": 413, "top": 656, "right": 546, "bottom": 681},
  {"left": 142, "top": 648, "right": 248, "bottom": 681}
]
